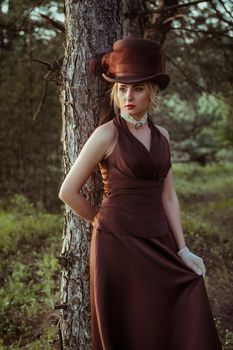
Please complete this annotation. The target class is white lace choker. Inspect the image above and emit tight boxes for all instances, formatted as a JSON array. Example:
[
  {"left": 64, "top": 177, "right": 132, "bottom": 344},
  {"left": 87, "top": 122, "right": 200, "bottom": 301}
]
[{"left": 120, "top": 111, "right": 148, "bottom": 129}]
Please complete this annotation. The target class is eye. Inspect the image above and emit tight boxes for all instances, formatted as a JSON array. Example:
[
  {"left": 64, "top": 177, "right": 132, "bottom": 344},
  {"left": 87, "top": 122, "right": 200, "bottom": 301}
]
[
  {"left": 119, "top": 86, "right": 126, "bottom": 92},
  {"left": 134, "top": 86, "right": 144, "bottom": 92}
]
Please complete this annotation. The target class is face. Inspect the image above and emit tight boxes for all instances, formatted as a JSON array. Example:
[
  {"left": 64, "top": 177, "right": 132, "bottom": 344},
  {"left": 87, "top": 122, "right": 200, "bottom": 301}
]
[{"left": 116, "top": 83, "right": 150, "bottom": 120}]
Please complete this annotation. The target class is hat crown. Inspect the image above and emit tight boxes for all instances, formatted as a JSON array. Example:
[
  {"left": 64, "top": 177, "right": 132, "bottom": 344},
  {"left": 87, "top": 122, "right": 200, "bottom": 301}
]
[
  {"left": 101, "top": 37, "right": 170, "bottom": 90},
  {"left": 113, "top": 37, "right": 160, "bottom": 51}
]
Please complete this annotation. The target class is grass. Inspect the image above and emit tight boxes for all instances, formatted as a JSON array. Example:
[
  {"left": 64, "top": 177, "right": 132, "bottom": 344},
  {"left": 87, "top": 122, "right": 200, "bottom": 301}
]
[
  {"left": 0, "top": 194, "right": 63, "bottom": 349},
  {"left": 0, "top": 162, "right": 233, "bottom": 348},
  {"left": 173, "top": 161, "right": 233, "bottom": 349}
]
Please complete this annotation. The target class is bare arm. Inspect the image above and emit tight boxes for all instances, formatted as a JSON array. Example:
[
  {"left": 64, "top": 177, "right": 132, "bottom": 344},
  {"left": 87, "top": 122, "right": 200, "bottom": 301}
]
[
  {"left": 157, "top": 126, "right": 186, "bottom": 251},
  {"left": 158, "top": 126, "right": 206, "bottom": 276},
  {"left": 162, "top": 169, "right": 207, "bottom": 276},
  {"left": 58, "top": 122, "right": 115, "bottom": 224},
  {"left": 162, "top": 169, "right": 186, "bottom": 251}
]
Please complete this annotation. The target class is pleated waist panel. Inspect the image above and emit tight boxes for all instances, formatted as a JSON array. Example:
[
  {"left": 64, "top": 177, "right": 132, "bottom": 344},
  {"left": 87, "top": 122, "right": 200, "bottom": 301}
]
[{"left": 92, "top": 185, "right": 170, "bottom": 238}]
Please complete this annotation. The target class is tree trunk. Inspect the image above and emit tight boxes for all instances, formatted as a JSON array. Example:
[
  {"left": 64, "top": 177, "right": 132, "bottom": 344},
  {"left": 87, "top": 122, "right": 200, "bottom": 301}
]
[
  {"left": 58, "top": 1, "right": 122, "bottom": 348},
  {"left": 144, "top": 0, "right": 178, "bottom": 44},
  {"left": 122, "top": 0, "right": 145, "bottom": 37}
]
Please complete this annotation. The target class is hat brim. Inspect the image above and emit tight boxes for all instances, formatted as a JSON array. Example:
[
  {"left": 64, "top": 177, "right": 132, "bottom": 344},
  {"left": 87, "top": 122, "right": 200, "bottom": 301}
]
[{"left": 102, "top": 72, "right": 170, "bottom": 90}]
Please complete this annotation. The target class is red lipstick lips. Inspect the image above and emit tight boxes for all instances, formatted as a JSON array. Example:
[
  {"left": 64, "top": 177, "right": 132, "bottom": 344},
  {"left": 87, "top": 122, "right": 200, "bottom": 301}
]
[{"left": 126, "top": 104, "right": 136, "bottom": 109}]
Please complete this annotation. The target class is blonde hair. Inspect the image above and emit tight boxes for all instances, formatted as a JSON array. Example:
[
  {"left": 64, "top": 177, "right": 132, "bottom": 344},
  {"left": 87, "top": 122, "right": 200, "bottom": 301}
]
[{"left": 110, "top": 82, "right": 161, "bottom": 115}]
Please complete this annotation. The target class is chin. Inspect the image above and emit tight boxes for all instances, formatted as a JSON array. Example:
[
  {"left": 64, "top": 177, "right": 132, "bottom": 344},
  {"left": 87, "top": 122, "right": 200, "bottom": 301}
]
[
  {"left": 129, "top": 111, "right": 145, "bottom": 118},
  {"left": 126, "top": 110, "right": 138, "bottom": 115}
]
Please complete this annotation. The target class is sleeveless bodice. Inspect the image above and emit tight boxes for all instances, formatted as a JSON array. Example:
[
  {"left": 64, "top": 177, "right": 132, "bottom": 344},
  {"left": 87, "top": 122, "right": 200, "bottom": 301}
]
[{"left": 92, "top": 113, "right": 172, "bottom": 238}]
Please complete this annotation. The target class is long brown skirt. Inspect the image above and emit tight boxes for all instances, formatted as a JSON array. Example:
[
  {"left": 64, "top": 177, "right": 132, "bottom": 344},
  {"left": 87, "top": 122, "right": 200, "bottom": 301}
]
[{"left": 89, "top": 227, "right": 222, "bottom": 350}]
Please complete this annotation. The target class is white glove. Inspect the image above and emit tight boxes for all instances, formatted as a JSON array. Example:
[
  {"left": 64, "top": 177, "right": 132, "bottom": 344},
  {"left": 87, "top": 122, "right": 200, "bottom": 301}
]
[{"left": 177, "top": 246, "right": 206, "bottom": 277}]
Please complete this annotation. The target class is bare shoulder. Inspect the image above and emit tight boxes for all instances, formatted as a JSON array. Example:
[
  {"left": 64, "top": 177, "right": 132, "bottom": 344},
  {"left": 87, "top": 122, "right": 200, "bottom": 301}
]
[
  {"left": 93, "top": 119, "right": 117, "bottom": 143},
  {"left": 58, "top": 119, "right": 118, "bottom": 196},
  {"left": 154, "top": 124, "right": 170, "bottom": 143},
  {"left": 88, "top": 119, "right": 118, "bottom": 160}
]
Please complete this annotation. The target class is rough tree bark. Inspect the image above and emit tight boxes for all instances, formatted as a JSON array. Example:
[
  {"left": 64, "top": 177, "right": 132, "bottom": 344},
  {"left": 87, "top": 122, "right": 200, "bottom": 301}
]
[
  {"left": 58, "top": 1, "right": 122, "bottom": 348},
  {"left": 122, "top": 0, "right": 145, "bottom": 37}
]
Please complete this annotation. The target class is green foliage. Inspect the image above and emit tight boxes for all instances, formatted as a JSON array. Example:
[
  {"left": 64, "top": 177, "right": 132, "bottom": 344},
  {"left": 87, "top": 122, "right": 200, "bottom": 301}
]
[
  {"left": 174, "top": 162, "right": 233, "bottom": 239},
  {"left": 215, "top": 320, "right": 233, "bottom": 350},
  {"left": 223, "top": 329, "right": 233, "bottom": 350},
  {"left": 0, "top": 325, "right": 58, "bottom": 350},
  {"left": 158, "top": 93, "right": 233, "bottom": 164},
  {"left": 174, "top": 162, "right": 233, "bottom": 194},
  {"left": 157, "top": 0, "right": 233, "bottom": 164},
  {"left": 0, "top": 194, "right": 63, "bottom": 254},
  {"left": 173, "top": 162, "right": 233, "bottom": 348},
  {"left": 0, "top": 194, "right": 62, "bottom": 348}
]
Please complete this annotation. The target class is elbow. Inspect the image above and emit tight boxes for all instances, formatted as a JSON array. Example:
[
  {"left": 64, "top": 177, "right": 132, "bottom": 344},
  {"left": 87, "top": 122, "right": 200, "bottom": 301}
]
[
  {"left": 58, "top": 188, "right": 66, "bottom": 202},
  {"left": 58, "top": 184, "right": 70, "bottom": 202},
  {"left": 58, "top": 184, "right": 80, "bottom": 203}
]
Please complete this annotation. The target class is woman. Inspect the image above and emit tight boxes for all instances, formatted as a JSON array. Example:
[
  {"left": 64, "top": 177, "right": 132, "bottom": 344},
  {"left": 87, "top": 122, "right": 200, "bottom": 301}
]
[{"left": 59, "top": 38, "right": 222, "bottom": 350}]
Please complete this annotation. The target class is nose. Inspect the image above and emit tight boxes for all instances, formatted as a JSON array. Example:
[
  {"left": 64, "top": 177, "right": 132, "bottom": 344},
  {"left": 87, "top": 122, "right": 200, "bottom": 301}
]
[{"left": 126, "top": 88, "right": 133, "bottom": 102}]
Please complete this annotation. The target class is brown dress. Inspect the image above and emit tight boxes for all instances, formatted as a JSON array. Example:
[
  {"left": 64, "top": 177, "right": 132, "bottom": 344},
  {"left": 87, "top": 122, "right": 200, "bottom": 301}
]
[{"left": 90, "top": 113, "right": 222, "bottom": 350}]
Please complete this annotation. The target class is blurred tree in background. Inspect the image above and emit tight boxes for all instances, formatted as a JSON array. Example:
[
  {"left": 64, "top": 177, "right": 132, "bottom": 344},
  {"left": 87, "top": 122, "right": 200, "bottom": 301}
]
[
  {"left": 143, "top": 0, "right": 233, "bottom": 164},
  {"left": 0, "top": 0, "right": 64, "bottom": 211}
]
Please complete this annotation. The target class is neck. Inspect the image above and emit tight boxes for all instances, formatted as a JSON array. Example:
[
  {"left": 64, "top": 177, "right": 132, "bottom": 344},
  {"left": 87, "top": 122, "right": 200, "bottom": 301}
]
[
  {"left": 129, "top": 113, "right": 146, "bottom": 121},
  {"left": 120, "top": 110, "right": 148, "bottom": 129},
  {"left": 120, "top": 111, "right": 147, "bottom": 120}
]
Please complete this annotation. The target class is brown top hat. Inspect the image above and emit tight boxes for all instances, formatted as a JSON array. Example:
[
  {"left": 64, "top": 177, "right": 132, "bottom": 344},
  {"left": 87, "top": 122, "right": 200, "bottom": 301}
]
[{"left": 101, "top": 37, "right": 170, "bottom": 90}]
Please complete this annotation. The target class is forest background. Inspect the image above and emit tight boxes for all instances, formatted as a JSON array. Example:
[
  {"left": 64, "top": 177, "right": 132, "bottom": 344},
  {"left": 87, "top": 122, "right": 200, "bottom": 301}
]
[{"left": 0, "top": 0, "right": 232, "bottom": 349}]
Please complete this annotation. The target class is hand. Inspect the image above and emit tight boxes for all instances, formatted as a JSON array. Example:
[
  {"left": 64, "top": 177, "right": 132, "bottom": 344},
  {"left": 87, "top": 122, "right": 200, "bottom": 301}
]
[{"left": 177, "top": 246, "right": 206, "bottom": 277}]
